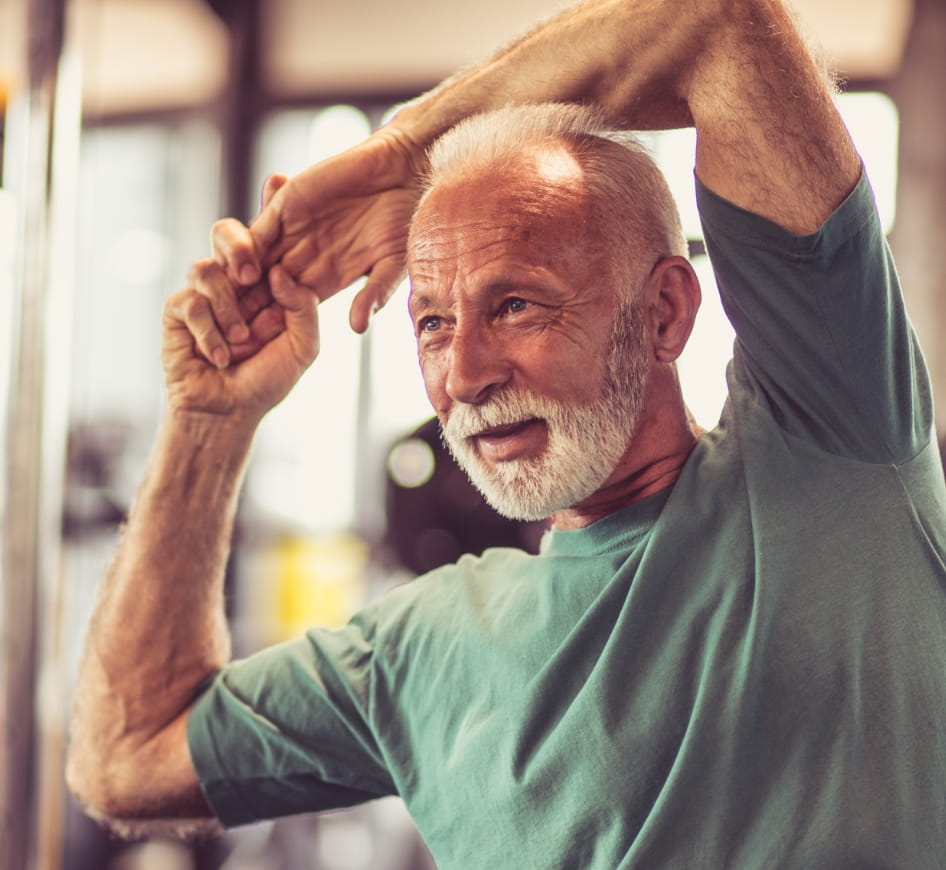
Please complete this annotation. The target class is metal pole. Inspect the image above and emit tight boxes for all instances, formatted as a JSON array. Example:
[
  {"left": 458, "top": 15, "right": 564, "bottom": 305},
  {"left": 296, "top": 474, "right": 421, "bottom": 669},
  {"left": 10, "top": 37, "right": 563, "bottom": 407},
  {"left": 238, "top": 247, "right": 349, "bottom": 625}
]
[
  {"left": 213, "top": 0, "right": 264, "bottom": 223},
  {"left": 0, "top": 0, "right": 78, "bottom": 866}
]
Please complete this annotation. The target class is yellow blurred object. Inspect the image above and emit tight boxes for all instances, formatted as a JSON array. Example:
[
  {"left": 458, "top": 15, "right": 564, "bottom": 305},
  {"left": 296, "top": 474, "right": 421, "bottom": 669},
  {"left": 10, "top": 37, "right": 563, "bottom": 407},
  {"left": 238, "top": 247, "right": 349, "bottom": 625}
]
[
  {"left": 266, "top": 532, "right": 369, "bottom": 641},
  {"left": 0, "top": 73, "right": 10, "bottom": 114}
]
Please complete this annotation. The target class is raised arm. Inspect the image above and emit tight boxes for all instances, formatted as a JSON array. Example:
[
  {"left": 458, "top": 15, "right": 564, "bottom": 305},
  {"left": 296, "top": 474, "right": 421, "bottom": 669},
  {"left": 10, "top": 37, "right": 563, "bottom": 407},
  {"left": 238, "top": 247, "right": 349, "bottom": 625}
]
[
  {"left": 405, "top": 0, "right": 861, "bottom": 231},
  {"left": 66, "top": 219, "right": 320, "bottom": 829},
  {"left": 221, "top": 0, "right": 859, "bottom": 338}
]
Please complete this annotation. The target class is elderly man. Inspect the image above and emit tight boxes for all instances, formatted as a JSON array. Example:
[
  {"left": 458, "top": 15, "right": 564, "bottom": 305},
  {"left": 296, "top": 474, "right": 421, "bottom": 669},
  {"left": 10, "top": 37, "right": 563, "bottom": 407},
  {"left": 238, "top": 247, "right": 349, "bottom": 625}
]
[{"left": 67, "top": 0, "right": 946, "bottom": 866}]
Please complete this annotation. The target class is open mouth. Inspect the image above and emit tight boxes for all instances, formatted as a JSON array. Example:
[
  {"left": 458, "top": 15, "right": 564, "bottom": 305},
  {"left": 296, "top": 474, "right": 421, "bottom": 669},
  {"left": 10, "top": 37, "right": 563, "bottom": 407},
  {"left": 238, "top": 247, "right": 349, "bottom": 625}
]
[
  {"left": 471, "top": 418, "right": 545, "bottom": 461},
  {"left": 474, "top": 419, "right": 537, "bottom": 439}
]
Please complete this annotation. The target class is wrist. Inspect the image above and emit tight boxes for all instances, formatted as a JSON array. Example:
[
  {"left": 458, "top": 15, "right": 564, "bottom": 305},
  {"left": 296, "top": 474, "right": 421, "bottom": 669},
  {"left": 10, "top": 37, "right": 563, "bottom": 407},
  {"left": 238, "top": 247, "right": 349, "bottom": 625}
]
[
  {"left": 160, "top": 405, "right": 259, "bottom": 462},
  {"left": 368, "top": 120, "right": 430, "bottom": 189}
]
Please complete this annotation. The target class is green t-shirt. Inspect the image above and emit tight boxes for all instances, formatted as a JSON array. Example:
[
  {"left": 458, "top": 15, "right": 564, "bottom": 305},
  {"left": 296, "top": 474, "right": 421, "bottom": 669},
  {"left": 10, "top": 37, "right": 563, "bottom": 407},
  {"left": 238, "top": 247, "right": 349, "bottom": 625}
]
[{"left": 188, "top": 172, "right": 946, "bottom": 868}]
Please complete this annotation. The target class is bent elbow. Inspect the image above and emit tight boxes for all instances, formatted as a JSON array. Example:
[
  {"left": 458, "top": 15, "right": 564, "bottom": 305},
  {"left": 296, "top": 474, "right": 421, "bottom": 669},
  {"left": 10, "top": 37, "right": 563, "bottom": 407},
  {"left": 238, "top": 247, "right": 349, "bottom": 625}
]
[
  {"left": 66, "top": 742, "right": 219, "bottom": 841},
  {"left": 66, "top": 712, "right": 217, "bottom": 841},
  {"left": 65, "top": 741, "right": 133, "bottom": 821}
]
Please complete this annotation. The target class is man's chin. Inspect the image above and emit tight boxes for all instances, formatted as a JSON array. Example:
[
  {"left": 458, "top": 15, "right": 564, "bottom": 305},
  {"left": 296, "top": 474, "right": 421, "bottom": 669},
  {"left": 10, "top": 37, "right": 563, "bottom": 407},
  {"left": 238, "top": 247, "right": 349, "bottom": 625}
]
[
  {"left": 480, "top": 493, "right": 556, "bottom": 523},
  {"left": 463, "top": 458, "right": 595, "bottom": 522}
]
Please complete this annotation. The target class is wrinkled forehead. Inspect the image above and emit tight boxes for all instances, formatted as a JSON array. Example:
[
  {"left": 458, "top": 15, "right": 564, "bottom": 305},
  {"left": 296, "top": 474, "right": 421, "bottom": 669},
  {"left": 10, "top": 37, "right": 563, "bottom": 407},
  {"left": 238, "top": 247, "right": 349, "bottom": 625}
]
[{"left": 407, "top": 149, "right": 597, "bottom": 267}]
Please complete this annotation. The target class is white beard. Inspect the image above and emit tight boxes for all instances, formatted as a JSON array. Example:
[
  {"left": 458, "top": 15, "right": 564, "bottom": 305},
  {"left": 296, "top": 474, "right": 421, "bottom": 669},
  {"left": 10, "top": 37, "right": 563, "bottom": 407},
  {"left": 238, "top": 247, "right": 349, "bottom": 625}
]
[{"left": 441, "top": 302, "right": 649, "bottom": 521}]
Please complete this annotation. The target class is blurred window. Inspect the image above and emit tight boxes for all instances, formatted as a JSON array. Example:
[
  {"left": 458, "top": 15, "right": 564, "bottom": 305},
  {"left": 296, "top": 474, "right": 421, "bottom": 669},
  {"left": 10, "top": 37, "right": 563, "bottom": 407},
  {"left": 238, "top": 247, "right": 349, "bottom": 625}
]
[{"left": 71, "top": 120, "right": 222, "bottom": 430}]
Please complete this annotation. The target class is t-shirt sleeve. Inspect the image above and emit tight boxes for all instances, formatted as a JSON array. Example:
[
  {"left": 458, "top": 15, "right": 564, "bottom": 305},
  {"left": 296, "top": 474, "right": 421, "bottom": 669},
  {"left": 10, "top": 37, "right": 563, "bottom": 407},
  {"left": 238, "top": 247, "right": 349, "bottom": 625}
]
[
  {"left": 697, "top": 170, "right": 932, "bottom": 463},
  {"left": 186, "top": 618, "right": 397, "bottom": 827}
]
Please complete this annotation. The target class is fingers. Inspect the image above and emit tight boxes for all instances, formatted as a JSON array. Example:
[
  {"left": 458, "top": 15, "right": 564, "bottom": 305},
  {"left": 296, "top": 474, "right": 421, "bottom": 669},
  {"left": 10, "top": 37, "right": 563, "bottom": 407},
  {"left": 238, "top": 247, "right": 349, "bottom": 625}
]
[
  {"left": 238, "top": 283, "right": 273, "bottom": 324},
  {"left": 166, "top": 290, "right": 230, "bottom": 369},
  {"left": 176, "top": 259, "right": 257, "bottom": 368},
  {"left": 248, "top": 177, "right": 293, "bottom": 267},
  {"left": 188, "top": 258, "right": 250, "bottom": 340},
  {"left": 349, "top": 255, "right": 406, "bottom": 334},
  {"left": 269, "top": 265, "right": 320, "bottom": 367},
  {"left": 227, "top": 267, "right": 319, "bottom": 368},
  {"left": 207, "top": 175, "right": 289, "bottom": 292},
  {"left": 226, "top": 304, "right": 286, "bottom": 365},
  {"left": 211, "top": 217, "right": 261, "bottom": 288},
  {"left": 260, "top": 173, "right": 288, "bottom": 211}
]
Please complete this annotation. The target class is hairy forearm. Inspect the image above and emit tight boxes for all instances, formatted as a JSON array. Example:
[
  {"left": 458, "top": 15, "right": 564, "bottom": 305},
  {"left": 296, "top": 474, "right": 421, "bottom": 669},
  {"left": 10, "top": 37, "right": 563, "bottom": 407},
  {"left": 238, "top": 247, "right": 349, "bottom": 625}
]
[
  {"left": 68, "top": 409, "right": 254, "bottom": 812},
  {"left": 392, "top": 0, "right": 707, "bottom": 149},
  {"left": 92, "top": 412, "right": 248, "bottom": 694},
  {"left": 390, "top": 0, "right": 858, "bottom": 232}
]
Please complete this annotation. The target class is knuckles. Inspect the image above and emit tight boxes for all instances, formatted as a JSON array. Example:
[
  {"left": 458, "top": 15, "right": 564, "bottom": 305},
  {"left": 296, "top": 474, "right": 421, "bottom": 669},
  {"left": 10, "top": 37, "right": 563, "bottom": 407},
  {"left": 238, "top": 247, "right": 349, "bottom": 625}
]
[
  {"left": 210, "top": 217, "right": 253, "bottom": 259},
  {"left": 179, "top": 290, "right": 210, "bottom": 321},
  {"left": 187, "top": 257, "right": 221, "bottom": 286}
]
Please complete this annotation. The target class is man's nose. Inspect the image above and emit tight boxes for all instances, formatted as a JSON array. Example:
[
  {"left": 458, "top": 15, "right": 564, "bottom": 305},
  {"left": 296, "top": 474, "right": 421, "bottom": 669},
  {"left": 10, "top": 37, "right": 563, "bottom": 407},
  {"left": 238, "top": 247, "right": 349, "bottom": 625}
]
[{"left": 445, "top": 325, "right": 510, "bottom": 405}]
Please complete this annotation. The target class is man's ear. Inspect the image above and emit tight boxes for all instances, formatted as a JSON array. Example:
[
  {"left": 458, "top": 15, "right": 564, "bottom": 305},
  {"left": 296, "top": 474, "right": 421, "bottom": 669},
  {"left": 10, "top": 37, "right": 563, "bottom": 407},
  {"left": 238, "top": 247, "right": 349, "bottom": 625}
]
[{"left": 646, "top": 256, "right": 701, "bottom": 363}]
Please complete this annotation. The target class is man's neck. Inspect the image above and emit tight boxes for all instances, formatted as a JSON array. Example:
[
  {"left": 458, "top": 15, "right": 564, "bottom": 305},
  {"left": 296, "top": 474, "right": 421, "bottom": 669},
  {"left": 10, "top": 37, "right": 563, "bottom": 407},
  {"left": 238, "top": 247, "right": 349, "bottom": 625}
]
[{"left": 550, "top": 369, "right": 701, "bottom": 531}]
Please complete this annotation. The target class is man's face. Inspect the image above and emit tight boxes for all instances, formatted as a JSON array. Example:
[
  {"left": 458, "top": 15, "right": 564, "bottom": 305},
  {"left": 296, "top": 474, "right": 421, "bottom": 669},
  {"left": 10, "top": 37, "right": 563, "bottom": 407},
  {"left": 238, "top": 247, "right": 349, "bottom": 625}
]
[{"left": 407, "top": 157, "right": 652, "bottom": 521}]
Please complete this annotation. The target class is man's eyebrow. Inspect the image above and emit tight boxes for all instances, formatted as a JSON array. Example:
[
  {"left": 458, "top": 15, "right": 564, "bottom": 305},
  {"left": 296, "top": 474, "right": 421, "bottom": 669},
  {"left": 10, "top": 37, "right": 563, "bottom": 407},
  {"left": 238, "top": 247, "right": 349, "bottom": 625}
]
[
  {"left": 408, "top": 293, "right": 437, "bottom": 315},
  {"left": 407, "top": 293, "right": 437, "bottom": 320}
]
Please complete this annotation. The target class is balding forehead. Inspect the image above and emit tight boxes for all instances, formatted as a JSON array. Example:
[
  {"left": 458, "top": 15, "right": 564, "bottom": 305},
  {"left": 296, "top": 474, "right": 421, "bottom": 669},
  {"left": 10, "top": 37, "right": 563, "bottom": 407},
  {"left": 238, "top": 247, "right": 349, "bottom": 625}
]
[
  {"left": 431, "top": 141, "right": 587, "bottom": 200},
  {"left": 410, "top": 152, "right": 592, "bottom": 238},
  {"left": 523, "top": 142, "right": 586, "bottom": 186}
]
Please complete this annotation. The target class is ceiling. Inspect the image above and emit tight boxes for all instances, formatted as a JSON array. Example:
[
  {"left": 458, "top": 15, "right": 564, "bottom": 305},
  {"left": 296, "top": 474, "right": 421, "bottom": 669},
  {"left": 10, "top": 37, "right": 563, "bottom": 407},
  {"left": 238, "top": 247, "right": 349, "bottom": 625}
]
[{"left": 0, "top": 0, "right": 916, "bottom": 116}]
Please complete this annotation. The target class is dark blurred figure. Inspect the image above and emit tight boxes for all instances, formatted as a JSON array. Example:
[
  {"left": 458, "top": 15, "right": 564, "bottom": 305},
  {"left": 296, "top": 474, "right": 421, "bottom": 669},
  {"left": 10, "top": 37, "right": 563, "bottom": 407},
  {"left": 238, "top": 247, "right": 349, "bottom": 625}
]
[{"left": 384, "top": 418, "right": 545, "bottom": 576}]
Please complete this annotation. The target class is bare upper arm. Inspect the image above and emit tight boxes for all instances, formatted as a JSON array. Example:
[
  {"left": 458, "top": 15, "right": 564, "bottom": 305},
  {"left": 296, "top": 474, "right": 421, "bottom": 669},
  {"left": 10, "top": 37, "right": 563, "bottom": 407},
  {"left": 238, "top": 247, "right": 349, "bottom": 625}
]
[{"left": 688, "top": 0, "right": 861, "bottom": 233}]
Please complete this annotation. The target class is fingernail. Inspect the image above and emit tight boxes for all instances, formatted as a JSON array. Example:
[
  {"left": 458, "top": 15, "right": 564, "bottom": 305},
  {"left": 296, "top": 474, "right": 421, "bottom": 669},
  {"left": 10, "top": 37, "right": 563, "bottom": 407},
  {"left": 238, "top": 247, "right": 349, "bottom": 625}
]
[
  {"left": 239, "top": 265, "right": 259, "bottom": 284},
  {"left": 212, "top": 348, "right": 229, "bottom": 368}
]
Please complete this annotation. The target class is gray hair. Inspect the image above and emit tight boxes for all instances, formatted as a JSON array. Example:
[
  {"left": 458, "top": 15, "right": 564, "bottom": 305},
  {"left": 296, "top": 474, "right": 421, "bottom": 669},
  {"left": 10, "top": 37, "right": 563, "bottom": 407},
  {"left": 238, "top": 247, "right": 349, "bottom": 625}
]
[{"left": 420, "top": 102, "right": 687, "bottom": 296}]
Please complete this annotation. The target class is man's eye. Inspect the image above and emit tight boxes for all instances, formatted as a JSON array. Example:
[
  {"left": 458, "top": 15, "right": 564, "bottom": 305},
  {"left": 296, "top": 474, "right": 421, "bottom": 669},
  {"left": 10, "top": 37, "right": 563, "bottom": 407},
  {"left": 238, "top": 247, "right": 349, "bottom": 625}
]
[
  {"left": 503, "top": 298, "right": 529, "bottom": 314},
  {"left": 419, "top": 316, "right": 441, "bottom": 333}
]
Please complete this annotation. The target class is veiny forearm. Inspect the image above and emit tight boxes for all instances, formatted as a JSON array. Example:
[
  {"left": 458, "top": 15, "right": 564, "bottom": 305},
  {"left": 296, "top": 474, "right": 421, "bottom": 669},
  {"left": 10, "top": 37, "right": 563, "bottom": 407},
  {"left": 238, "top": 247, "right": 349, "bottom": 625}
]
[{"left": 68, "top": 409, "right": 254, "bottom": 812}]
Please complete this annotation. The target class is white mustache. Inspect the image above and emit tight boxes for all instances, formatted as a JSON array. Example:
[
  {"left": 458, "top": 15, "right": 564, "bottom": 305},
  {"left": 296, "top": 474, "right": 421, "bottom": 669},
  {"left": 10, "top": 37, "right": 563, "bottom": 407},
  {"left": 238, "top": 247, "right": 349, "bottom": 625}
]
[{"left": 442, "top": 390, "right": 548, "bottom": 441}]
